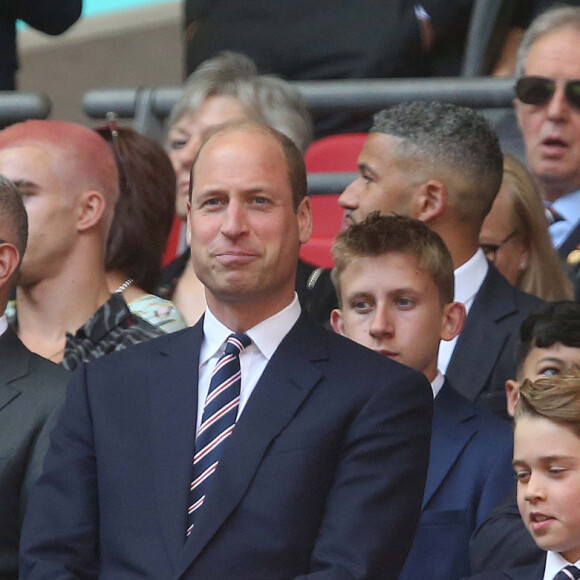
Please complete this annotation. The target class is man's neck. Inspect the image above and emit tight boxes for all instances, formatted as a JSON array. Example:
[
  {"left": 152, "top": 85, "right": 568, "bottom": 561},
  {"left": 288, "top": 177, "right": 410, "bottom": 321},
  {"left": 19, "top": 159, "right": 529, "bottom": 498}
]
[
  {"left": 16, "top": 269, "right": 111, "bottom": 362},
  {"left": 542, "top": 180, "right": 580, "bottom": 204},
  {"left": 206, "top": 292, "right": 296, "bottom": 333}
]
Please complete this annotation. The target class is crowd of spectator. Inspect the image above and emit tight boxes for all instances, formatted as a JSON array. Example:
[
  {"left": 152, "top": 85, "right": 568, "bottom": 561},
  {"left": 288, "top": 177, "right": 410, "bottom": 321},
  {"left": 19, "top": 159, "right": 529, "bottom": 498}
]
[{"left": 3, "top": 3, "right": 580, "bottom": 579}]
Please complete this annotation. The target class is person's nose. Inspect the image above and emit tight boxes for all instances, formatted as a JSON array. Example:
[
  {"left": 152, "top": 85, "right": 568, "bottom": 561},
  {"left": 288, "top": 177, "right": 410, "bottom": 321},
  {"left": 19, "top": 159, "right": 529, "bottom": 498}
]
[
  {"left": 546, "top": 82, "right": 571, "bottom": 123},
  {"left": 220, "top": 199, "right": 249, "bottom": 239},
  {"left": 368, "top": 304, "right": 394, "bottom": 339},
  {"left": 522, "top": 472, "right": 546, "bottom": 504},
  {"left": 338, "top": 177, "right": 361, "bottom": 210}
]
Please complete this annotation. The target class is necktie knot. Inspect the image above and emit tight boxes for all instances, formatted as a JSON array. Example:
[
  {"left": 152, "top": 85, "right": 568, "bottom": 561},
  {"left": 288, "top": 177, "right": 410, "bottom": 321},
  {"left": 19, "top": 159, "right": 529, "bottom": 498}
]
[
  {"left": 224, "top": 333, "right": 251, "bottom": 356},
  {"left": 555, "top": 565, "right": 580, "bottom": 580}
]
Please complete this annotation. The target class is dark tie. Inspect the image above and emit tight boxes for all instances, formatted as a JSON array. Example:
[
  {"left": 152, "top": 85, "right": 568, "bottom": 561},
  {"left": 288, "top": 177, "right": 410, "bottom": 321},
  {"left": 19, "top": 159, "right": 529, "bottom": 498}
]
[
  {"left": 186, "top": 332, "right": 251, "bottom": 537},
  {"left": 554, "top": 565, "right": 580, "bottom": 580}
]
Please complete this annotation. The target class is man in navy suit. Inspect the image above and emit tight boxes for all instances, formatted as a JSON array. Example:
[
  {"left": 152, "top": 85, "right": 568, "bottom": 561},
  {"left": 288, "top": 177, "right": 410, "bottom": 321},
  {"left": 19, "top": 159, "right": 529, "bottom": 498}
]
[
  {"left": 339, "top": 101, "right": 544, "bottom": 418},
  {"left": 330, "top": 212, "right": 515, "bottom": 580},
  {"left": 0, "top": 175, "right": 69, "bottom": 579},
  {"left": 20, "top": 121, "right": 433, "bottom": 579}
]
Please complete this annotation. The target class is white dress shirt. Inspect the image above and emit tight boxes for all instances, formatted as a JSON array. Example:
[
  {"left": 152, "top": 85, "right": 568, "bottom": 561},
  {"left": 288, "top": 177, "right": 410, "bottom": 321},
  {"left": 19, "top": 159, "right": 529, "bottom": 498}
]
[
  {"left": 0, "top": 314, "right": 8, "bottom": 338},
  {"left": 196, "top": 295, "right": 301, "bottom": 432},
  {"left": 543, "top": 550, "right": 580, "bottom": 580},
  {"left": 550, "top": 189, "right": 580, "bottom": 249},
  {"left": 431, "top": 371, "right": 444, "bottom": 399},
  {"left": 437, "top": 249, "right": 489, "bottom": 375}
]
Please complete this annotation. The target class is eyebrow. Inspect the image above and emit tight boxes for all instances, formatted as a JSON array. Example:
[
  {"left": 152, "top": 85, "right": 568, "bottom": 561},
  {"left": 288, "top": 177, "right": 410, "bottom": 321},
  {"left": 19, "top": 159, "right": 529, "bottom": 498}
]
[
  {"left": 358, "top": 162, "right": 378, "bottom": 177},
  {"left": 513, "top": 455, "right": 577, "bottom": 466},
  {"left": 12, "top": 179, "right": 38, "bottom": 190}
]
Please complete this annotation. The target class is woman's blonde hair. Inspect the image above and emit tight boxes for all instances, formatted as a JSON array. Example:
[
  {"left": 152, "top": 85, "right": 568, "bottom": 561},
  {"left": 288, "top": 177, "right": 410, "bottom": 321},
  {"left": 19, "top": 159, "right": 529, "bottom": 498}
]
[{"left": 500, "top": 153, "right": 573, "bottom": 301}]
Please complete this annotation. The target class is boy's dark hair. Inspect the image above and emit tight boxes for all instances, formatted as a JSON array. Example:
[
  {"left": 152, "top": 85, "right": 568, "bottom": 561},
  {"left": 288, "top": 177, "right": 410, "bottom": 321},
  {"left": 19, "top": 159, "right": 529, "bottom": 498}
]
[
  {"left": 516, "top": 301, "right": 580, "bottom": 378},
  {"left": 331, "top": 212, "right": 454, "bottom": 306}
]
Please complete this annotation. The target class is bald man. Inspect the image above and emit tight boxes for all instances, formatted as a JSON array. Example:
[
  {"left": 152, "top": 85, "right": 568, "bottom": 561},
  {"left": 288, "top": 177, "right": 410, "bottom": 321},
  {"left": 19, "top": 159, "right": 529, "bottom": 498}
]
[{"left": 0, "top": 120, "right": 163, "bottom": 371}]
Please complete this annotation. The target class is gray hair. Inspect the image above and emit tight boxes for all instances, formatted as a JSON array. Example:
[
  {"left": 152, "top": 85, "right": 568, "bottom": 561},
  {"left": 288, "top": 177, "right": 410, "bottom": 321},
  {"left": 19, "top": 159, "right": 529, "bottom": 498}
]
[
  {"left": 0, "top": 174, "right": 28, "bottom": 261},
  {"left": 167, "top": 51, "right": 313, "bottom": 153},
  {"left": 371, "top": 101, "right": 503, "bottom": 223},
  {"left": 515, "top": 5, "right": 580, "bottom": 78}
]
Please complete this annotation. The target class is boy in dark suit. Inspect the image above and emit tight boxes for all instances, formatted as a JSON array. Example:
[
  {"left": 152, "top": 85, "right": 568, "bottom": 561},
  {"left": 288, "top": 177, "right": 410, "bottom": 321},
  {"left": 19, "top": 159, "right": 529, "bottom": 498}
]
[
  {"left": 468, "top": 370, "right": 580, "bottom": 579},
  {"left": 330, "top": 212, "right": 514, "bottom": 580}
]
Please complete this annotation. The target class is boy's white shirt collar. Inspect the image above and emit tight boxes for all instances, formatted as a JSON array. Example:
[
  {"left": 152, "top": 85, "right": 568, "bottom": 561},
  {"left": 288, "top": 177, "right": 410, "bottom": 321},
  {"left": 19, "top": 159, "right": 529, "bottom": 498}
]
[{"left": 544, "top": 550, "right": 580, "bottom": 579}]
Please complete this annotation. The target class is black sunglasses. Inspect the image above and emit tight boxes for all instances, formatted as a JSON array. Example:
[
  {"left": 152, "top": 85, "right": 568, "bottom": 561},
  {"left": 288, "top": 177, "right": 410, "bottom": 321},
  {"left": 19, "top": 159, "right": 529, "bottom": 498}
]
[{"left": 515, "top": 75, "right": 580, "bottom": 108}]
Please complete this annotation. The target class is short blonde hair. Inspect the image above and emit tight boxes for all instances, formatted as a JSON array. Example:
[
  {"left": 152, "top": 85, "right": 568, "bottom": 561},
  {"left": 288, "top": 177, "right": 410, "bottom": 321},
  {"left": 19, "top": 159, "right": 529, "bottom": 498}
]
[
  {"left": 514, "top": 368, "right": 580, "bottom": 438},
  {"left": 331, "top": 212, "right": 454, "bottom": 307}
]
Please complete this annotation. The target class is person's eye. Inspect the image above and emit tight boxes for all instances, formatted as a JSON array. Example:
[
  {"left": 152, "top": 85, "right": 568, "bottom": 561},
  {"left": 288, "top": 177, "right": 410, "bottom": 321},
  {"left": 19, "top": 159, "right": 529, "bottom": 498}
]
[
  {"left": 251, "top": 196, "right": 271, "bottom": 206},
  {"left": 169, "top": 138, "right": 188, "bottom": 151},
  {"left": 538, "top": 366, "right": 561, "bottom": 377},
  {"left": 547, "top": 466, "right": 567, "bottom": 477},
  {"left": 396, "top": 297, "right": 415, "bottom": 309},
  {"left": 352, "top": 300, "right": 372, "bottom": 313},
  {"left": 515, "top": 470, "right": 530, "bottom": 483}
]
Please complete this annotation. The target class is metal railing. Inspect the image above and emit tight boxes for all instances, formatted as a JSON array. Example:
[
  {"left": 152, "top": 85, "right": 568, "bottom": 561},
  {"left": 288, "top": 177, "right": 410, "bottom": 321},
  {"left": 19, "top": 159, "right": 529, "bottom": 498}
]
[
  {"left": 0, "top": 92, "right": 51, "bottom": 127},
  {"left": 83, "top": 77, "right": 518, "bottom": 194}
]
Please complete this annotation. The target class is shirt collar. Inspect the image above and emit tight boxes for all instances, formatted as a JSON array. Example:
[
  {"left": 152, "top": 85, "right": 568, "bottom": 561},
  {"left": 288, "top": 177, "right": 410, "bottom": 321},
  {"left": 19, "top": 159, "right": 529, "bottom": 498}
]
[
  {"left": 453, "top": 248, "right": 489, "bottom": 305},
  {"left": 551, "top": 189, "right": 580, "bottom": 224},
  {"left": 201, "top": 294, "right": 302, "bottom": 366},
  {"left": 0, "top": 314, "right": 7, "bottom": 338},
  {"left": 544, "top": 550, "right": 580, "bottom": 580},
  {"left": 431, "top": 371, "right": 444, "bottom": 398}
]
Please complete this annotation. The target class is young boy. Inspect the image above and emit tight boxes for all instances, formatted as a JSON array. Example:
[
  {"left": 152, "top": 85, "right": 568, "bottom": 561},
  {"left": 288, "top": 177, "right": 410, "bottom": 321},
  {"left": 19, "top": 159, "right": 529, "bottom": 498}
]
[
  {"left": 468, "top": 370, "right": 580, "bottom": 580},
  {"left": 470, "top": 301, "right": 580, "bottom": 574},
  {"left": 331, "top": 212, "right": 515, "bottom": 580}
]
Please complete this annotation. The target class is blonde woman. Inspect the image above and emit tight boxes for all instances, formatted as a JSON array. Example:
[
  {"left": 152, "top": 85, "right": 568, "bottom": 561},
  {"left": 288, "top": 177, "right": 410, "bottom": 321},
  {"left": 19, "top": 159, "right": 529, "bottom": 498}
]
[{"left": 480, "top": 153, "right": 573, "bottom": 301}]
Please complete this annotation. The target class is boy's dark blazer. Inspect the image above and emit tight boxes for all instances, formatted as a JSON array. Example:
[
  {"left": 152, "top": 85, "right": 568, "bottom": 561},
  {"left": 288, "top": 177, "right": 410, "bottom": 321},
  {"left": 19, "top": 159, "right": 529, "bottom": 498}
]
[
  {"left": 0, "top": 326, "right": 68, "bottom": 579},
  {"left": 399, "top": 379, "right": 514, "bottom": 580},
  {"left": 446, "top": 263, "right": 545, "bottom": 418},
  {"left": 20, "top": 313, "right": 433, "bottom": 580},
  {"left": 465, "top": 559, "right": 545, "bottom": 579}
]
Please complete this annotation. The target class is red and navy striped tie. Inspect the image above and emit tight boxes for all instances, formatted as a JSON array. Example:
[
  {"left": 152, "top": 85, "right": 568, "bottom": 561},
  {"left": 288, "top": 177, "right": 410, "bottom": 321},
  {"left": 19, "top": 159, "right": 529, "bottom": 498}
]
[
  {"left": 186, "top": 332, "right": 251, "bottom": 536},
  {"left": 554, "top": 566, "right": 580, "bottom": 580}
]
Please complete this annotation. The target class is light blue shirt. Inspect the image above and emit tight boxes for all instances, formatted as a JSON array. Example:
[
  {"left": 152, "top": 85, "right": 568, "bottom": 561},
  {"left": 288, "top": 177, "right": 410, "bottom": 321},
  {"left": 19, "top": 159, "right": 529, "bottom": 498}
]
[{"left": 549, "top": 189, "right": 580, "bottom": 248}]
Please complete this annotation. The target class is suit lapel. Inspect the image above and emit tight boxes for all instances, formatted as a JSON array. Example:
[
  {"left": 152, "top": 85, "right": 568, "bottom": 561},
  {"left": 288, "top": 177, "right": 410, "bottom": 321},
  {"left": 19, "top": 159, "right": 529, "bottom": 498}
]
[
  {"left": 173, "top": 314, "right": 327, "bottom": 579},
  {"left": 446, "top": 265, "right": 516, "bottom": 400},
  {"left": 422, "top": 381, "right": 478, "bottom": 507},
  {"left": 0, "top": 326, "right": 30, "bottom": 410},
  {"left": 148, "top": 324, "right": 203, "bottom": 566}
]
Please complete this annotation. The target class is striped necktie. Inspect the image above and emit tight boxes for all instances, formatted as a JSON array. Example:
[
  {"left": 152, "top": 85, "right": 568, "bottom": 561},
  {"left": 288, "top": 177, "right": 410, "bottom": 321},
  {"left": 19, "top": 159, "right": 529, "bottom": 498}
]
[
  {"left": 186, "top": 332, "right": 251, "bottom": 537},
  {"left": 554, "top": 565, "right": 580, "bottom": 580}
]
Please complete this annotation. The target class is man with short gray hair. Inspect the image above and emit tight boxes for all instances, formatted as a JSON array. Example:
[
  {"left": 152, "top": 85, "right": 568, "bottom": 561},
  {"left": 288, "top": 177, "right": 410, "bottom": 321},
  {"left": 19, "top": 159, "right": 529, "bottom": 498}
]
[
  {"left": 513, "top": 6, "right": 580, "bottom": 263},
  {"left": 339, "top": 101, "right": 544, "bottom": 417}
]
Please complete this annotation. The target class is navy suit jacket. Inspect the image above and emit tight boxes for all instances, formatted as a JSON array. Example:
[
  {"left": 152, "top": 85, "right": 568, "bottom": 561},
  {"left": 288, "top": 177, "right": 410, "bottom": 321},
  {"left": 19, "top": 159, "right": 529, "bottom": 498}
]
[
  {"left": 446, "top": 264, "right": 545, "bottom": 418},
  {"left": 398, "top": 380, "right": 514, "bottom": 580},
  {"left": 20, "top": 313, "right": 433, "bottom": 580},
  {"left": 465, "top": 558, "right": 545, "bottom": 579},
  {"left": 0, "top": 326, "right": 68, "bottom": 579}
]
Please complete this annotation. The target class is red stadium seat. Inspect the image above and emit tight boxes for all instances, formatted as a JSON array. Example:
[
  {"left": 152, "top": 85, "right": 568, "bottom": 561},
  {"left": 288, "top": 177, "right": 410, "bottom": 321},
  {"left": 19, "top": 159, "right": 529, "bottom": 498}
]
[{"left": 302, "top": 133, "right": 366, "bottom": 268}]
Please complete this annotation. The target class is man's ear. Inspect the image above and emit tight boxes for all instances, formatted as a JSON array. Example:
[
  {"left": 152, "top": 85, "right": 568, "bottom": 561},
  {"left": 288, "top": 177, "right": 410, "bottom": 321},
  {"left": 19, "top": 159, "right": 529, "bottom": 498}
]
[
  {"left": 0, "top": 242, "right": 20, "bottom": 287},
  {"left": 77, "top": 190, "right": 107, "bottom": 232},
  {"left": 297, "top": 196, "right": 313, "bottom": 245},
  {"left": 186, "top": 199, "right": 192, "bottom": 248},
  {"left": 440, "top": 301, "right": 465, "bottom": 342},
  {"left": 330, "top": 308, "right": 345, "bottom": 335},
  {"left": 506, "top": 379, "right": 521, "bottom": 418},
  {"left": 414, "top": 180, "right": 447, "bottom": 223}
]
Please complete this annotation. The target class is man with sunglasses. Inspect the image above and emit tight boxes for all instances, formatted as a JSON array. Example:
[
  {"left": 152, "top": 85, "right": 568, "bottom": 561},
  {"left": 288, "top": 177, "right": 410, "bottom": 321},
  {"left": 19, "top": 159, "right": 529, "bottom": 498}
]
[{"left": 514, "top": 6, "right": 580, "bottom": 274}]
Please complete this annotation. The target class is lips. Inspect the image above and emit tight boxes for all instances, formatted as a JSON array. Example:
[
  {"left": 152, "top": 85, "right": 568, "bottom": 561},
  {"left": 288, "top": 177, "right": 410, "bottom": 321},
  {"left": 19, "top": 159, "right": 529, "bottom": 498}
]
[
  {"left": 529, "top": 511, "right": 555, "bottom": 532},
  {"left": 375, "top": 349, "right": 398, "bottom": 358},
  {"left": 540, "top": 135, "right": 570, "bottom": 157},
  {"left": 214, "top": 252, "right": 258, "bottom": 266}
]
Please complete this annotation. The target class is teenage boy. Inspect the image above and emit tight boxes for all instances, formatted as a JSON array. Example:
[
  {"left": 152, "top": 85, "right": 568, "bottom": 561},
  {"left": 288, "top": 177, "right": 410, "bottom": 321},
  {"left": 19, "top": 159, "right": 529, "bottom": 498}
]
[
  {"left": 471, "top": 301, "right": 580, "bottom": 574},
  {"left": 468, "top": 370, "right": 580, "bottom": 579},
  {"left": 330, "top": 212, "right": 514, "bottom": 580}
]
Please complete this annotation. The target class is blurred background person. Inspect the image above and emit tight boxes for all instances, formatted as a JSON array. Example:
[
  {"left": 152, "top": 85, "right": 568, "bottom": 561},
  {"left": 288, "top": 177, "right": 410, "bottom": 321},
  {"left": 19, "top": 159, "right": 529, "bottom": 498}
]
[
  {"left": 1, "top": 1, "right": 81, "bottom": 91},
  {"left": 479, "top": 153, "right": 573, "bottom": 301},
  {"left": 95, "top": 122, "right": 186, "bottom": 333},
  {"left": 157, "top": 51, "right": 336, "bottom": 326}
]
